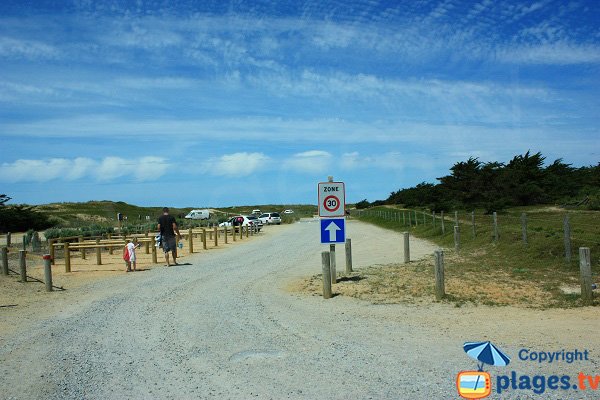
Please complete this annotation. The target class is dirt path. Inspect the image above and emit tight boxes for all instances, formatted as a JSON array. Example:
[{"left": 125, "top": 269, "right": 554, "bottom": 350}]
[{"left": 0, "top": 219, "right": 598, "bottom": 399}]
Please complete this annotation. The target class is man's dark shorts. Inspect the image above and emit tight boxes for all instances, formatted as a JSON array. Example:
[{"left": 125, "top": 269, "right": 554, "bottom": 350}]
[{"left": 162, "top": 236, "right": 177, "bottom": 253}]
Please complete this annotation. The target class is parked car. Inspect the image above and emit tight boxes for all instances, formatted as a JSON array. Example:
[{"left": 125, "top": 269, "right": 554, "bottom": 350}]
[
  {"left": 258, "top": 212, "right": 282, "bottom": 225},
  {"left": 245, "top": 215, "right": 263, "bottom": 230},
  {"left": 283, "top": 209, "right": 294, "bottom": 214},
  {"left": 252, "top": 209, "right": 261, "bottom": 215},
  {"left": 219, "top": 215, "right": 262, "bottom": 231}
]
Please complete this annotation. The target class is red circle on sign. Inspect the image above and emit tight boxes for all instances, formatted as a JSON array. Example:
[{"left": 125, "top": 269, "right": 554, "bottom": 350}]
[{"left": 323, "top": 195, "right": 340, "bottom": 212}]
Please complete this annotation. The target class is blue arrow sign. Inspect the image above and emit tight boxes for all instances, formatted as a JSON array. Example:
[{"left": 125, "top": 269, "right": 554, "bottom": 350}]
[{"left": 320, "top": 218, "right": 346, "bottom": 244}]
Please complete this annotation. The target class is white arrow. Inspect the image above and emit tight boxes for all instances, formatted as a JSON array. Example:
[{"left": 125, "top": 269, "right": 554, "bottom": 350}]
[{"left": 325, "top": 221, "right": 341, "bottom": 241}]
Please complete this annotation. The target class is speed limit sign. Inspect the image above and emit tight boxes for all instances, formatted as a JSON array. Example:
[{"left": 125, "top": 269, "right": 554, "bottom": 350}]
[{"left": 318, "top": 182, "right": 345, "bottom": 217}]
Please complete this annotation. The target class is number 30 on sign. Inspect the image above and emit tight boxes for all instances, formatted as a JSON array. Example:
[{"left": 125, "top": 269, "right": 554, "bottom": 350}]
[{"left": 318, "top": 182, "right": 345, "bottom": 217}]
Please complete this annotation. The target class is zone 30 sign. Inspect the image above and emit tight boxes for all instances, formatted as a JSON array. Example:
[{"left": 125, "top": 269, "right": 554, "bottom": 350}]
[{"left": 318, "top": 182, "right": 346, "bottom": 217}]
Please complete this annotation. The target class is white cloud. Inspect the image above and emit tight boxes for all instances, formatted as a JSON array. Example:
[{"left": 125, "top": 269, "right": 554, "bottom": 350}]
[
  {"left": 283, "top": 150, "right": 332, "bottom": 173},
  {"left": 205, "top": 152, "right": 270, "bottom": 177},
  {"left": 0, "top": 156, "right": 169, "bottom": 183},
  {"left": 0, "top": 36, "right": 59, "bottom": 59}
]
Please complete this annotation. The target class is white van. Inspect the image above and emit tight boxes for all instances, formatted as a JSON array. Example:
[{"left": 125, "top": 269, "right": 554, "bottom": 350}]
[{"left": 184, "top": 209, "right": 210, "bottom": 220}]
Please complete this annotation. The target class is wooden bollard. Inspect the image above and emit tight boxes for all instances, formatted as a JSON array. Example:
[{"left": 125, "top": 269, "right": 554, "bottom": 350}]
[
  {"left": 345, "top": 238, "right": 353, "bottom": 274},
  {"left": 471, "top": 211, "right": 476, "bottom": 238},
  {"left": 232, "top": 226, "right": 236, "bottom": 242},
  {"left": 78, "top": 236, "right": 86, "bottom": 260},
  {"left": 239, "top": 225, "right": 243, "bottom": 240},
  {"left": 108, "top": 234, "right": 113, "bottom": 255},
  {"left": 65, "top": 242, "right": 71, "bottom": 272},
  {"left": 564, "top": 215, "right": 571, "bottom": 263},
  {"left": 95, "top": 238, "right": 101, "bottom": 265},
  {"left": 224, "top": 227, "right": 228, "bottom": 244},
  {"left": 188, "top": 228, "right": 194, "bottom": 253},
  {"left": 403, "top": 232, "right": 410, "bottom": 263},
  {"left": 214, "top": 226, "right": 218, "bottom": 247},
  {"left": 49, "top": 239, "right": 56, "bottom": 265},
  {"left": 493, "top": 212, "right": 499, "bottom": 242},
  {"left": 19, "top": 250, "right": 27, "bottom": 282},
  {"left": 246, "top": 225, "right": 250, "bottom": 238},
  {"left": 145, "top": 232, "right": 150, "bottom": 254},
  {"left": 151, "top": 237, "right": 158, "bottom": 264},
  {"left": 1, "top": 247, "right": 8, "bottom": 275},
  {"left": 202, "top": 228, "right": 207, "bottom": 250},
  {"left": 329, "top": 244, "right": 336, "bottom": 284},
  {"left": 441, "top": 211, "right": 445, "bottom": 234},
  {"left": 321, "top": 251, "right": 332, "bottom": 299},
  {"left": 579, "top": 247, "right": 593, "bottom": 305},
  {"left": 43, "top": 254, "right": 53, "bottom": 292},
  {"left": 434, "top": 250, "right": 445, "bottom": 300},
  {"left": 6, "top": 232, "right": 11, "bottom": 247}
]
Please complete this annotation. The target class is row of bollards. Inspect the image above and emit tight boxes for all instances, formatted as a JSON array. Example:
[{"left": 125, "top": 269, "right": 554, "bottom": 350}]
[
  {"left": 321, "top": 239, "right": 353, "bottom": 299},
  {"left": 1, "top": 247, "right": 54, "bottom": 292},
  {"left": 318, "top": 233, "right": 595, "bottom": 304}
]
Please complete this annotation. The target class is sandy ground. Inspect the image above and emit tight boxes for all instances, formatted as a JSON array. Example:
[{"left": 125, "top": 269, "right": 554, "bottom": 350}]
[{"left": 0, "top": 219, "right": 598, "bottom": 399}]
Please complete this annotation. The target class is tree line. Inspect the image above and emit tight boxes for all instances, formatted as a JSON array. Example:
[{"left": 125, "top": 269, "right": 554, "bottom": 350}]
[{"left": 356, "top": 152, "right": 599, "bottom": 213}]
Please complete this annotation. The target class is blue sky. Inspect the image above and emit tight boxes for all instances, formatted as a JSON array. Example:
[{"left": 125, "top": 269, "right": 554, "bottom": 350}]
[{"left": 1, "top": 0, "right": 598, "bottom": 207}]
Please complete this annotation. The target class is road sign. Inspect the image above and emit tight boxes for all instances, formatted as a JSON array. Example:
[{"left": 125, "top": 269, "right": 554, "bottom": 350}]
[
  {"left": 320, "top": 218, "right": 346, "bottom": 244},
  {"left": 318, "top": 182, "right": 345, "bottom": 217}
]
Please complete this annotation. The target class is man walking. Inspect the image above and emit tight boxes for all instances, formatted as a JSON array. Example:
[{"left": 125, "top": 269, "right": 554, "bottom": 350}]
[{"left": 157, "top": 207, "right": 182, "bottom": 266}]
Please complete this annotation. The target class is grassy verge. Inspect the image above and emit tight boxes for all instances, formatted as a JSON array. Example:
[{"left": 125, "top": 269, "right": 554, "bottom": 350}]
[{"left": 343, "top": 206, "right": 599, "bottom": 308}]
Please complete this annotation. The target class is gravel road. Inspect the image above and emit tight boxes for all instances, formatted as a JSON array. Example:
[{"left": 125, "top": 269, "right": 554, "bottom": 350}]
[{"left": 1, "top": 219, "right": 598, "bottom": 399}]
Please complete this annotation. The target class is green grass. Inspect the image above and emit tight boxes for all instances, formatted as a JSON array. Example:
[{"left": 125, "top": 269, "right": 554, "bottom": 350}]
[{"left": 354, "top": 205, "right": 599, "bottom": 307}]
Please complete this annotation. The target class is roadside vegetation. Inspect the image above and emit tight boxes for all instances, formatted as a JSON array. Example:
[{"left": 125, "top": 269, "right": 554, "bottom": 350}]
[{"left": 347, "top": 205, "right": 599, "bottom": 308}]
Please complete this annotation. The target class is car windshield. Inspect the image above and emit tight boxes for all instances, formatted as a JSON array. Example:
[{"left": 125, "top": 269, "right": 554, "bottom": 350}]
[
  {"left": 272, "top": 213, "right": 280, "bottom": 217},
  {"left": 247, "top": 216, "right": 257, "bottom": 220}
]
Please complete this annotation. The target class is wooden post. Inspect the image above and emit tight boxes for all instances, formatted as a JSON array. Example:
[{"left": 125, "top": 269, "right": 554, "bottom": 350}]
[
  {"left": 454, "top": 226, "right": 460, "bottom": 252},
  {"left": 579, "top": 247, "right": 593, "bottom": 305},
  {"left": 434, "top": 250, "right": 445, "bottom": 300},
  {"left": 188, "top": 228, "right": 194, "bottom": 253},
  {"left": 432, "top": 211, "right": 436, "bottom": 228},
  {"left": 19, "top": 250, "right": 27, "bottom": 282},
  {"left": 240, "top": 225, "right": 244, "bottom": 240},
  {"left": 408, "top": 212, "right": 411, "bottom": 226},
  {"left": 43, "top": 254, "right": 53, "bottom": 292},
  {"left": 345, "top": 238, "right": 353, "bottom": 274},
  {"left": 202, "top": 228, "right": 207, "bottom": 250},
  {"left": 49, "top": 239, "right": 56, "bottom": 265},
  {"left": 108, "top": 234, "right": 113, "bottom": 255},
  {"left": 78, "top": 236, "right": 86, "bottom": 260},
  {"left": 214, "top": 226, "right": 218, "bottom": 247},
  {"left": 403, "top": 212, "right": 406, "bottom": 225},
  {"left": 6, "top": 232, "right": 11, "bottom": 247},
  {"left": 403, "top": 232, "right": 410, "bottom": 263},
  {"left": 63, "top": 242, "right": 71, "bottom": 272},
  {"left": 232, "top": 226, "right": 236, "bottom": 242},
  {"left": 95, "top": 238, "right": 101, "bottom": 265},
  {"left": 151, "top": 236, "right": 158, "bottom": 264},
  {"left": 224, "top": 227, "right": 228, "bottom": 244},
  {"left": 441, "top": 211, "right": 445, "bottom": 234},
  {"left": 321, "top": 251, "right": 332, "bottom": 299},
  {"left": 471, "top": 211, "right": 476, "bottom": 238},
  {"left": 414, "top": 210, "right": 418, "bottom": 226},
  {"left": 564, "top": 214, "right": 571, "bottom": 263},
  {"left": 454, "top": 211, "right": 458, "bottom": 228},
  {"left": 493, "top": 212, "right": 499, "bottom": 242},
  {"left": 145, "top": 232, "right": 150, "bottom": 254},
  {"left": 329, "top": 244, "right": 336, "bottom": 284},
  {"left": 1, "top": 247, "right": 8, "bottom": 275},
  {"left": 521, "top": 213, "right": 528, "bottom": 246}
]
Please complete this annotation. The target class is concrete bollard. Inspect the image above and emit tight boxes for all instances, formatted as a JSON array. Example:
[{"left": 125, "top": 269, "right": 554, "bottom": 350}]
[
  {"left": 321, "top": 251, "right": 332, "bottom": 299},
  {"left": 43, "top": 254, "right": 53, "bottom": 292}
]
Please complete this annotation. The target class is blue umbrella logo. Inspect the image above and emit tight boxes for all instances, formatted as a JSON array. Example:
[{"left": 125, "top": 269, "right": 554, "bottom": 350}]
[{"left": 463, "top": 341, "right": 511, "bottom": 371}]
